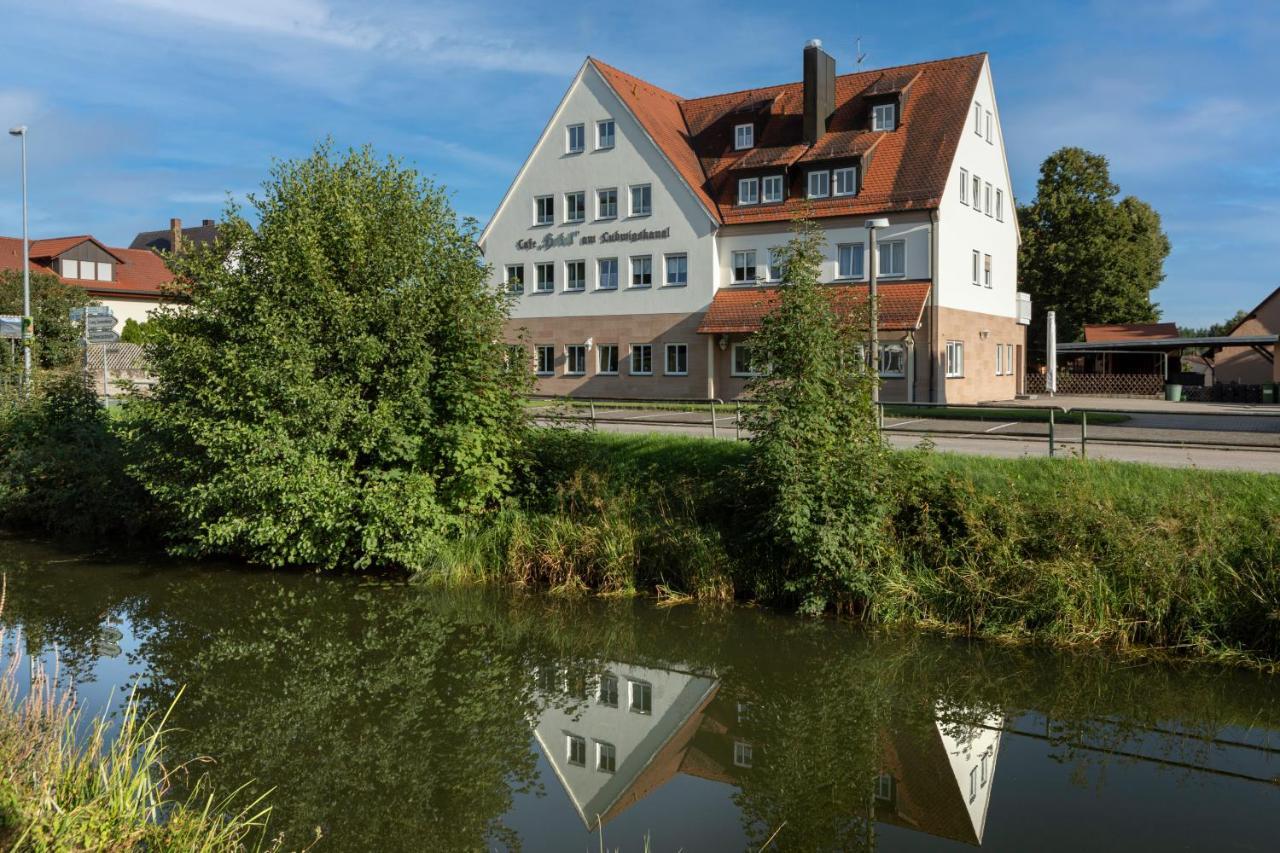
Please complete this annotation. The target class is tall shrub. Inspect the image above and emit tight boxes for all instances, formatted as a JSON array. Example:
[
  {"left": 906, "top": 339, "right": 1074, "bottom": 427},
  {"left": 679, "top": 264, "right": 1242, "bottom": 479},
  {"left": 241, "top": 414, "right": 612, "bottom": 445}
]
[
  {"left": 0, "top": 270, "right": 91, "bottom": 370},
  {"left": 124, "top": 143, "right": 529, "bottom": 571},
  {"left": 742, "top": 215, "right": 894, "bottom": 613}
]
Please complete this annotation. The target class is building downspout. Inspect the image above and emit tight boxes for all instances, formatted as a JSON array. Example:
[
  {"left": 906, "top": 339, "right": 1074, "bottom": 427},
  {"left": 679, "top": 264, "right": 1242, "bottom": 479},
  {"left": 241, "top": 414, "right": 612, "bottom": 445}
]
[{"left": 928, "top": 209, "right": 940, "bottom": 402}]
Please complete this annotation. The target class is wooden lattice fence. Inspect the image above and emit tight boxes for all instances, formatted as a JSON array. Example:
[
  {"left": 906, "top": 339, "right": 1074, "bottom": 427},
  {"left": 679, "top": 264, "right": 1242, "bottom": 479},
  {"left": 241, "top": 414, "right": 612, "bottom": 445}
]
[{"left": 1024, "top": 373, "right": 1163, "bottom": 397}]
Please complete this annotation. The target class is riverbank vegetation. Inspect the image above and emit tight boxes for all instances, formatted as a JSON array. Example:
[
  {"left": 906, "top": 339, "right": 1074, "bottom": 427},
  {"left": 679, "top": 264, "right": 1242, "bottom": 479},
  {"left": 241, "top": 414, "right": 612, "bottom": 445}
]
[{"left": 0, "top": 595, "right": 287, "bottom": 851}]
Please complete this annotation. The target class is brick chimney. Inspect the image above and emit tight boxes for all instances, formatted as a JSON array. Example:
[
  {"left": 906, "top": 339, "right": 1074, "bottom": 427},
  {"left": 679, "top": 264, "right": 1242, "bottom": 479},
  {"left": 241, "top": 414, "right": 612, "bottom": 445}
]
[
  {"left": 803, "top": 39, "right": 836, "bottom": 145},
  {"left": 202, "top": 219, "right": 214, "bottom": 227},
  {"left": 169, "top": 217, "right": 182, "bottom": 253}
]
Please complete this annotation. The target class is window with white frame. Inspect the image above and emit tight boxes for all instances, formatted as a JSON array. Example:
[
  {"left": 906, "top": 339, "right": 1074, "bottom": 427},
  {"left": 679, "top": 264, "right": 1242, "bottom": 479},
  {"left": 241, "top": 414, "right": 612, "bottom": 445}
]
[
  {"left": 946, "top": 340, "right": 964, "bottom": 378},
  {"left": 984, "top": 182, "right": 993, "bottom": 216},
  {"left": 985, "top": 110, "right": 993, "bottom": 143},
  {"left": 599, "top": 673, "right": 619, "bottom": 706},
  {"left": 877, "top": 240, "right": 905, "bottom": 277},
  {"left": 630, "top": 255, "right": 652, "bottom": 287},
  {"left": 974, "top": 102, "right": 982, "bottom": 135},
  {"left": 597, "top": 258, "right": 618, "bottom": 290},
  {"left": 535, "top": 262, "right": 554, "bottom": 292},
  {"left": 665, "top": 253, "right": 687, "bottom": 286},
  {"left": 630, "top": 344, "right": 652, "bottom": 375},
  {"left": 872, "top": 103, "right": 896, "bottom": 131},
  {"left": 1007, "top": 344, "right": 1017, "bottom": 376},
  {"left": 734, "top": 123, "right": 754, "bottom": 150},
  {"left": 597, "top": 344, "right": 619, "bottom": 374},
  {"left": 969, "top": 766, "right": 978, "bottom": 802},
  {"left": 505, "top": 264, "right": 524, "bottom": 294},
  {"left": 996, "top": 343, "right": 1004, "bottom": 376},
  {"left": 629, "top": 680, "right": 652, "bottom": 714},
  {"left": 732, "top": 343, "right": 758, "bottom": 377},
  {"left": 837, "top": 243, "right": 864, "bottom": 279},
  {"left": 833, "top": 166, "right": 858, "bottom": 197},
  {"left": 567, "top": 734, "right": 586, "bottom": 766},
  {"left": 535, "top": 344, "right": 554, "bottom": 375},
  {"left": 665, "top": 343, "right": 687, "bottom": 376},
  {"left": 95, "top": 262, "right": 112, "bottom": 281},
  {"left": 761, "top": 174, "right": 784, "bottom": 203},
  {"left": 996, "top": 188, "right": 1004, "bottom": 222},
  {"left": 875, "top": 773, "right": 894, "bottom": 801},
  {"left": 60, "top": 259, "right": 79, "bottom": 278},
  {"left": 565, "top": 191, "right": 585, "bottom": 223},
  {"left": 596, "top": 119, "right": 615, "bottom": 149},
  {"left": 765, "top": 248, "right": 784, "bottom": 282},
  {"left": 738, "top": 177, "right": 759, "bottom": 205},
  {"left": 566, "top": 123, "right": 585, "bottom": 153},
  {"left": 732, "top": 250, "right": 756, "bottom": 283},
  {"left": 630, "top": 184, "right": 651, "bottom": 216},
  {"left": 807, "top": 170, "right": 830, "bottom": 199},
  {"left": 535, "top": 195, "right": 554, "bottom": 226},
  {"left": 972, "top": 250, "right": 981, "bottom": 285},
  {"left": 596, "top": 741, "right": 616, "bottom": 773},
  {"left": 959, "top": 168, "right": 969, "bottom": 205},
  {"left": 565, "top": 260, "right": 586, "bottom": 291},
  {"left": 981, "top": 750, "right": 990, "bottom": 785},
  {"left": 566, "top": 344, "right": 586, "bottom": 375},
  {"left": 984, "top": 253, "right": 992, "bottom": 288},
  {"left": 597, "top": 187, "right": 618, "bottom": 219},
  {"left": 972, "top": 175, "right": 981, "bottom": 213},
  {"left": 734, "top": 741, "right": 753, "bottom": 768},
  {"left": 880, "top": 343, "right": 905, "bottom": 377}
]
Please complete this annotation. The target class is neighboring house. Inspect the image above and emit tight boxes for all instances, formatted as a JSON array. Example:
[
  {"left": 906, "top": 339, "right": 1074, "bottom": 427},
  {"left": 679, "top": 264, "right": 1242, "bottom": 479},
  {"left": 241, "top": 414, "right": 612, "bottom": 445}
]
[
  {"left": 0, "top": 234, "right": 174, "bottom": 326},
  {"left": 482, "top": 40, "right": 1029, "bottom": 404},
  {"left": 129, "top": 217, "right": 219, "bottom": 253},
  {"left": 1214, "top": 286, "right": 1280, "bottom": 386}
]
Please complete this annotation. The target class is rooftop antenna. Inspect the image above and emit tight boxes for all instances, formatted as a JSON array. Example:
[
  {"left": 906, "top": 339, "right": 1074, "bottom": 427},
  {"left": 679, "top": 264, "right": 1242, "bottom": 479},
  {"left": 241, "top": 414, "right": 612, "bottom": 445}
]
[{"left": 855, "top": 36, "right": 867, "bottom": 69}]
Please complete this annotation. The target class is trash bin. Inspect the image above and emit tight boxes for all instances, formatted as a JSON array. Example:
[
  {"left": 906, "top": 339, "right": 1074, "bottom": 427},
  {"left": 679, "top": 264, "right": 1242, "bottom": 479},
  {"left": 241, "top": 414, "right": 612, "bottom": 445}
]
[{"left": 1164, "top": 383, "right": 1183, "bottom": 402}]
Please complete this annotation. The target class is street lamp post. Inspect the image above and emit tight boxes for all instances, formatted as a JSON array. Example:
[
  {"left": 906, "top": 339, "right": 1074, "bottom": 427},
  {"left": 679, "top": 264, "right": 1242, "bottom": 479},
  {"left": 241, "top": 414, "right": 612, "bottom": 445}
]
[
  {"left": 864, "top": 218, "right": 889, "bottom": 406},
  {"left": 8, "top": 126, "right": 30, "bottom": 391}
]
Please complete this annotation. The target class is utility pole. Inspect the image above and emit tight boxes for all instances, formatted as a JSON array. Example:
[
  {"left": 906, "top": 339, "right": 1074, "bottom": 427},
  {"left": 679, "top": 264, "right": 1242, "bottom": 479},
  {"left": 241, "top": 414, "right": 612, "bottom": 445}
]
[
  {"left": 8, "top": 126, "right": 30, "bottom": 392},
  {"left": 865, "top": 218, "right": 889, "bottom": 404}
]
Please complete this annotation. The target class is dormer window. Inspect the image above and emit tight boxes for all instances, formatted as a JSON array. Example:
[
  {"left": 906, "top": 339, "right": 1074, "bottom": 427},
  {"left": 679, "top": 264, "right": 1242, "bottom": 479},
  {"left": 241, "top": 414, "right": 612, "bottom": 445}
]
[
  {"left": 737, "top": 178, "right": 759, "bottom": 206},
  {"left": 833, "top": 166, "right": 858, "bottom": 197},
  {"left": 807, "top": 170, "right": 830, "bottom": 199},
  {"left": 872, "top": 103, "right": 896, "bottom": 132},
  {"left": 761, "top": 175, "right": 784, "bottom": 203},
  {"left": 734, "top": 123, "right": 754, "bottom": 150},
  {"left": 59, "top": 258, "right": 112, "bottom": 281}
]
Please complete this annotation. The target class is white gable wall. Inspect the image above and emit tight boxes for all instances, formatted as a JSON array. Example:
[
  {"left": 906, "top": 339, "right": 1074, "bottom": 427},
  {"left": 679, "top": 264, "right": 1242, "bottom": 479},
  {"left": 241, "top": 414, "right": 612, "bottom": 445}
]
[
  {"left": 936, "top": 57, "right": 1019, "bottom": 319},
  {"left": 482, "top": 63, "right": 717, "bottom": 320}
]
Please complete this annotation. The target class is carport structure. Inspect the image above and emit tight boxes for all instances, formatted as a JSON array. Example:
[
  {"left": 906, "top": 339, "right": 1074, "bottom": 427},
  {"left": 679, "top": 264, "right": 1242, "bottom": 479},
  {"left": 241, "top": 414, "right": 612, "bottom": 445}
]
[{"left": 1058, "top": 334, "right": 1280, "bottom": 385}]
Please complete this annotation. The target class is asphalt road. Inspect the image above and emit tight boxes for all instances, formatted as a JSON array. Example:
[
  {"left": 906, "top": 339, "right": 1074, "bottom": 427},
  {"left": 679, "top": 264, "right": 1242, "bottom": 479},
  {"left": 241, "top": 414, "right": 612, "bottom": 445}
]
[{"left": 535, "top": 409, "right": 1280, "bottom": 473}]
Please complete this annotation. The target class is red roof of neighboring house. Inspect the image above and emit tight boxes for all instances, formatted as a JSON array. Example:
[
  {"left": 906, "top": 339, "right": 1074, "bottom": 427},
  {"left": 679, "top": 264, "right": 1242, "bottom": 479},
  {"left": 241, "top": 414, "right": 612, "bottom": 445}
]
[
  {"left": 1083, "top": 322, "right": 1178, "bottom": 342},
  {"left": 697, "top": 281, "right": 931, "bottom": 334},
  {"left": 592, "top": 53, "right": 986, "bottom": 226},
  {"left": 0, "top": 236, "right": 175, "bottom": 298}
]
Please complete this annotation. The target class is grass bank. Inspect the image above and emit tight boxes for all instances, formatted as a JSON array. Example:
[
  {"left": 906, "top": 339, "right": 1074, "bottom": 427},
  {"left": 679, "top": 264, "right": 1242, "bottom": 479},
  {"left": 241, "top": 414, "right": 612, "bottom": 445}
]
[
  {"left": 0, "top": 594, "right": 290, "bottom": 851},
  {"left": 432, "top": 429, "right": 1280, "bottom": 668}
]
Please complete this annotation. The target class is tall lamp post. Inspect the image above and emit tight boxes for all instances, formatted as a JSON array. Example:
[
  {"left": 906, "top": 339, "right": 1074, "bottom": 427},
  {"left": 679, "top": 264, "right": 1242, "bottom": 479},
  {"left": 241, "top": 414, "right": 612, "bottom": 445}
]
[
  {"left": 865, "top": 218, "right": 889, "bottom": 406},
  {"left": 8, "top": 125, "right": 30, "bottom": 391}
]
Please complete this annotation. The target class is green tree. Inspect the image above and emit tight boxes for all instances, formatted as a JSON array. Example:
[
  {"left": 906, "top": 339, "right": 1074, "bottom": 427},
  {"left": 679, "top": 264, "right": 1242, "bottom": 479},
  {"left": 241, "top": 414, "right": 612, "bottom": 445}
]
[
  {"left": 1018, "top": 147, "right": 1171, "bottom": 359},
  {"left": 741, "top": 215, "right": 894, "bottom": 614},
  {"left": 118, "top": 317, "right": 155, "bottom": 345},
  {"left": 124, "top": 142, "right": 530, "bottom": 571},
  {"left": 1180, "top": 309, "right": 1249, "bottom": 339},
  {"left": 0, "top": 269, "right": 91, "bottom": 370}
]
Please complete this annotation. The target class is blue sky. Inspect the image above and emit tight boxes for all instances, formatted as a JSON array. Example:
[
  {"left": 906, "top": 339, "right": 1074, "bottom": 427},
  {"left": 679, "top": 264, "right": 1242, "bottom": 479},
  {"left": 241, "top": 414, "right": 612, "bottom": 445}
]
[{"left": 0, "top": 0, "right": 1276, "bottom": 326}]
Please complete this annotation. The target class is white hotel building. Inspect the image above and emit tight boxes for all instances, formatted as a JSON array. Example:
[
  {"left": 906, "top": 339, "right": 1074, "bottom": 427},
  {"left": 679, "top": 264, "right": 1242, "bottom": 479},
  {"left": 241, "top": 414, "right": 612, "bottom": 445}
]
[{"left": 481, "top": 41, "right": 1029, "bottom": 403}]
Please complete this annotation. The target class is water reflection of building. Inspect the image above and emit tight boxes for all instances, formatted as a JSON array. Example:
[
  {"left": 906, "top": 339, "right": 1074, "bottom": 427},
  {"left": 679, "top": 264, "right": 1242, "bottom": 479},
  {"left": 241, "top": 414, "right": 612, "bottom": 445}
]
[{"left": 531, "top": 661, "right": 1002, "bottom": 845}]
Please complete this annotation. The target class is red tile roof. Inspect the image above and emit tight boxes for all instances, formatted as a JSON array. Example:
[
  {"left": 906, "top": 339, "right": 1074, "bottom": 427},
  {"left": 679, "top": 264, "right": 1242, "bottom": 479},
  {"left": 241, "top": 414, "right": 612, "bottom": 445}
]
[
  {"left": 592, "top": 53, "right": 986, "bottom": 226},
  {"left": 1083, "top": 322, "right": 1179, "bottom": 342},
  {"left": 697, "top": 280, "right": 931, "bottom": 334},
  {"left": 0, "top": 236, "right": 176, "bottom": 298}
]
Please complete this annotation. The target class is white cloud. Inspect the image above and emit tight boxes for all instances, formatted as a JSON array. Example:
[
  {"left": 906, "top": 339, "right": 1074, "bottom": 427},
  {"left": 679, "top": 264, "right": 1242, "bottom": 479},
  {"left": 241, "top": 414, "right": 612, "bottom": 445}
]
[{"left": 109, "top": 0, "right": 381, "bottom": 49}]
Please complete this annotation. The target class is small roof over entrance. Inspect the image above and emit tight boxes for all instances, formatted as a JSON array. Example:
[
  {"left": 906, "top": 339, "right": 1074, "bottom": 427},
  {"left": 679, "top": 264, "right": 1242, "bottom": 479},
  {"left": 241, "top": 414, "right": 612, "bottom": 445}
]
[{"left": 697, "top": 280, "right": 931, "bottom": 334}]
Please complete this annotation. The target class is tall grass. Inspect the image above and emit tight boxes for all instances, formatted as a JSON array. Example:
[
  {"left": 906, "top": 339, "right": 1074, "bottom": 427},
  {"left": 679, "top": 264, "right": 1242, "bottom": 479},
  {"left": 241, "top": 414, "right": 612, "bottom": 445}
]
[
  {"left": 0, "top": 580, "right": 292, "bottom": 851},
  {"left": 428, "top": 430, "right": 1280, "bottom": 668}
]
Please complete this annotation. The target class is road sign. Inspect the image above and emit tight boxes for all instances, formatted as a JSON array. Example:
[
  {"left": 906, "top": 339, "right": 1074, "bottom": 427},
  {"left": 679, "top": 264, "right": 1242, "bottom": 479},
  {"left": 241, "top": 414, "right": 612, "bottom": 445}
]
[
  {"left": 70, "top": 305, "right": 114, "bottom": 324},
  {"left": 85, "top": 315, "right": 118, "bottom": 332},
  {"left": 0, "top": 316, "right": 19, "bottom": 339},
  {"left": 87, "top": 330, "right": 120, "bottom": 344}
]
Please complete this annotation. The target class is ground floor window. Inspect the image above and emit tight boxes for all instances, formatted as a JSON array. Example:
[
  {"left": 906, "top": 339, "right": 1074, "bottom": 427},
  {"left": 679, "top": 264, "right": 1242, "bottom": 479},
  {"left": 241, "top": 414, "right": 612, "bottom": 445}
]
[
  {"left": 567, "top": 734, "right": 586, "bottom": 766},
  {"left": 630, "top": 344, "right": 652, "bottom": 375},
  {"left": 995, "top": 343, "right": 1004, "bottom": 375},
  {"left": 879, "top": 343, "right": 905, "bottom": 377},
  {"left": 946, "top": 340, "right": 964, "bottom": 378},
  {"left": 596, "top": 741, "right": 616, "bottom": 773},
  {"left": 665, "top": 343, "right": 688, "bottom": 376},
  {"left": 566, "top": 344, "right": 586, "bottom": 375},
  {"left": 535, "top": 344, "right": 555, "bottom": 376},
  {"left": 597, "top": 344, "right": 618, "bottom": 375},
  {"left": 731, "top": 343, "right": 759, "bottom": 377}
]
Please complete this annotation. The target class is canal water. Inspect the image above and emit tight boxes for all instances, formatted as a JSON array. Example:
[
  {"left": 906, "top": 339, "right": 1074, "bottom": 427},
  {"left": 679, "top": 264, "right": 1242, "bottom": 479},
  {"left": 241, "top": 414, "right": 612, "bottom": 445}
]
[{"left": 3, "top": 541, "right": 1279, "bottom": 852}]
